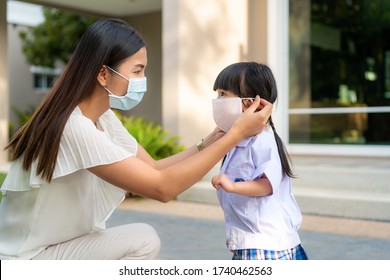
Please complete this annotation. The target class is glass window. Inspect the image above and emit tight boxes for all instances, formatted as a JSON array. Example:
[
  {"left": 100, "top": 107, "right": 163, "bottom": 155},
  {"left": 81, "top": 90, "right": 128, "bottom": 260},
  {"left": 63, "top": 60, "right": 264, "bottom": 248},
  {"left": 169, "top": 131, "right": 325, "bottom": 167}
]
[
  {"left": 46, "top": 75, "right": 55, "bottom": 88},
  {"left": 34, "top": 74, "right": 43, "bottom": 89},
  {"left": 30, "top": 65, "right": 60, "bottom": 92},
  {"left": 33, "top": 73, "right": 57, "bottom": 91},
  {"left": 289, "top": 0, "right": 390, "bottom": 145}
]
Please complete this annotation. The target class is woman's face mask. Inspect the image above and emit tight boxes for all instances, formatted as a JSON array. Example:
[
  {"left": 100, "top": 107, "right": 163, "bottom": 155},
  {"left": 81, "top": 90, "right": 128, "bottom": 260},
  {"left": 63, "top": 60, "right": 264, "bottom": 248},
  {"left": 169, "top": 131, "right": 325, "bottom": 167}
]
[{"left": 104, "top": 66, "right": 147, "bottom": 111}]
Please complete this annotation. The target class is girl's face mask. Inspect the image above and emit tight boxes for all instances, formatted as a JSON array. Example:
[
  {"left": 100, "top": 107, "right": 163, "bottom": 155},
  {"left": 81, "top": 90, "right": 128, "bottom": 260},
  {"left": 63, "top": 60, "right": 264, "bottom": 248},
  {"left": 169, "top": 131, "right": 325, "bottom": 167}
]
[
  {"left": 104, "top": 66, "right": 147, "bottom": 111},
  {"left": 212, "top": 97, "right": 255, "bottom": 132},
  {"left": 212, "top": 97, "right": 243, "bottom": 132}
]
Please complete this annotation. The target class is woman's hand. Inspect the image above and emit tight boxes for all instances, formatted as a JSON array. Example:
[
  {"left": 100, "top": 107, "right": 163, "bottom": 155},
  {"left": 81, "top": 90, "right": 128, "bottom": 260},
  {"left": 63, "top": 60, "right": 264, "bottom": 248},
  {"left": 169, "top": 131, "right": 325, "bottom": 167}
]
[{"left": 229, "top": 96, "right": 272, "bottom": 139}]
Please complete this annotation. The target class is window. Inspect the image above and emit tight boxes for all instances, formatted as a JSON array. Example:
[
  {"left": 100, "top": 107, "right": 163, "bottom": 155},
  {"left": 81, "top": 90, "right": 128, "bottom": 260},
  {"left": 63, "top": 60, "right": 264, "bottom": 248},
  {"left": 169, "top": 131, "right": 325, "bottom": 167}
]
[
  {"left": 30, "top": 65, "right": 61, "bottom": 92},
  {"left": 33, "top": 73, "right": 57, "bottom": 90},
  {"left": 289, "top": 0, "right": 390, "bottom": 145}
]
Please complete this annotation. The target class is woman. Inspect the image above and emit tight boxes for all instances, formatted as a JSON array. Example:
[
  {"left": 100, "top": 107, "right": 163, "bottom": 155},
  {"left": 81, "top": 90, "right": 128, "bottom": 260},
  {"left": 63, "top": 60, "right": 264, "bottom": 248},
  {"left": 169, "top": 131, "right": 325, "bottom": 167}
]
[{"left": 0, "top": 19, "right": 272, "bottom": 260}]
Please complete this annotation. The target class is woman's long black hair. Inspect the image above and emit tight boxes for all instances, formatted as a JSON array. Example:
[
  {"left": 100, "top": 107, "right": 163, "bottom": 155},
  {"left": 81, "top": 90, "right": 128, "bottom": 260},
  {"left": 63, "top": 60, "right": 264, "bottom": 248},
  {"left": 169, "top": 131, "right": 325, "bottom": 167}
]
[
  {"left": 213, "top": 62, "right": 295, "bottom": 178},
  {"left": 6, "top": 18, "right": 145, "bottom": 182}
]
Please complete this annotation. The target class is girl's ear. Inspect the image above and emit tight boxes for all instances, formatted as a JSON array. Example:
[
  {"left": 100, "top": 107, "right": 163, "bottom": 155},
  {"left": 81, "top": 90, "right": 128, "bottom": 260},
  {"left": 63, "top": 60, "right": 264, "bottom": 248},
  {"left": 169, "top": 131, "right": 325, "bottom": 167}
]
[
  {"left": 241, "top": 105, "right": 247, "bottom": 113},
  {"left": 97, "top": 65, "right": 108, "bottom": 87}
]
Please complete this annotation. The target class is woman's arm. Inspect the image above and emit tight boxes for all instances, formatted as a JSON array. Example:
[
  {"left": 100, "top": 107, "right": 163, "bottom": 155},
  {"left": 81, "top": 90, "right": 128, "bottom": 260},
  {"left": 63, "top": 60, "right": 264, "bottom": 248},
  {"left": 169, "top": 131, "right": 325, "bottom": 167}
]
[
  {"left": 89, "top": 131, "right": 238, "bottom": 202},
  {"left": 137, "top": 127, "right": 225, "bottom": 170},
  {"left": 89, "top": 96, "right": 272, "bottom": 202}
]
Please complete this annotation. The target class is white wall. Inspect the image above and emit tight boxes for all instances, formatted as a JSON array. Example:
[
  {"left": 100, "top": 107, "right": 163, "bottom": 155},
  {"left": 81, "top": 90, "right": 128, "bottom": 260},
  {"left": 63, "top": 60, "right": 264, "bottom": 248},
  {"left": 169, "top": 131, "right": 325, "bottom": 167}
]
[
  {"left": 0, "top": 0, "right": 9, "bottom": 165},
  {"left": 162, "top": 0, "right": 249, "bottom": 147},
  {"left": 266, "top": 0, "right": 289, "bottom": 142},
  {"left": 125, "top": 11, "right": 163, "bottom": 126},
  {"left": 8, "top": 24, "right": 46, "bottom": 130}
]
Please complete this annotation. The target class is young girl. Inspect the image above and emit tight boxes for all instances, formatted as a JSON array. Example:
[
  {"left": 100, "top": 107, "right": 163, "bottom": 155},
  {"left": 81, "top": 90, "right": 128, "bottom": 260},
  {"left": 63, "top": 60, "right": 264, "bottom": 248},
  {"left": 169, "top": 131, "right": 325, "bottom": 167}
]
[{"left": 211, "top": 62, "right": 308, "bottom": 260}]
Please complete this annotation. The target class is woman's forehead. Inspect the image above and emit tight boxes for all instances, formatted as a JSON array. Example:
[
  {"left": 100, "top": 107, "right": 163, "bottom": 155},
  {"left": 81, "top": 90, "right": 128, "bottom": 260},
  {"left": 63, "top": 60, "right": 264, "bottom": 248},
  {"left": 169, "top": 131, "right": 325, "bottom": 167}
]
[{"left": 121, "top": 47, "right": 147, "bottom": 69}]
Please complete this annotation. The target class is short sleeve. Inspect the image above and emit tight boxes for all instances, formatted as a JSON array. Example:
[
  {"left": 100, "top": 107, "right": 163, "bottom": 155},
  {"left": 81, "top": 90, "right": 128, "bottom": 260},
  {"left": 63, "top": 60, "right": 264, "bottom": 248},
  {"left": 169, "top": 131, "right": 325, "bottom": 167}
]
[
  {"left": 251, "top": 132, "right": 283, "bottom": 193},
  {"left": 51, "top": 109, "right": 137, "bottom": 180}
]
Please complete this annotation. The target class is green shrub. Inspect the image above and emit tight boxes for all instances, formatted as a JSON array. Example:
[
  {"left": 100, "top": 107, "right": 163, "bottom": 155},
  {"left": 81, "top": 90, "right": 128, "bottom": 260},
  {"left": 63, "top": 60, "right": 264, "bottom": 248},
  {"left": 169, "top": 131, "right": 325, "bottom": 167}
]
[
  {"left": 0, "top": 173, "right": 6, "bottom": 202},
  {"left": 116, "top": 112, "right": 186, "bottom": 160},
  {"left": 9, "top": 106, "right": 35, "bottom": 139},
  {"left": 12, "top": 106, "right": 35, "bottom": 127}
]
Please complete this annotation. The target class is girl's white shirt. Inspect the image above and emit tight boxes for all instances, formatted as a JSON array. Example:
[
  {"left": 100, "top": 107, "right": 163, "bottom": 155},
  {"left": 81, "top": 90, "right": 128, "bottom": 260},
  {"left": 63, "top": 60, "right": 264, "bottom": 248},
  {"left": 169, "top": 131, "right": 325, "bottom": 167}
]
[
  {"left": 217, "top": 129, "right": 302, "bottom": 251},
  {"left": 0, "top": 107, "right": 137, "bottom": 259}
]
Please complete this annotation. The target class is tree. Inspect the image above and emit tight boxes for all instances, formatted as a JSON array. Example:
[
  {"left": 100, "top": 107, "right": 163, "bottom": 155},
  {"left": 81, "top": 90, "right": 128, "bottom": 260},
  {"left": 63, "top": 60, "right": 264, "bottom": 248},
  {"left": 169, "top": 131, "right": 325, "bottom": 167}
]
[{"left": 19, "top": 7, "right": 97, "bottom": 67}]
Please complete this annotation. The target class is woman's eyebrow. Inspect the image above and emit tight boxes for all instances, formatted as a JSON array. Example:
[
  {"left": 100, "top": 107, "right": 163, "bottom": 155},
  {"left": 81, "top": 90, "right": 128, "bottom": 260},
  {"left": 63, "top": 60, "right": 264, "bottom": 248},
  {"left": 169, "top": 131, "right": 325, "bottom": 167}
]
[{"left": 133, "top": 64, "right": 145, "bottom": 69}]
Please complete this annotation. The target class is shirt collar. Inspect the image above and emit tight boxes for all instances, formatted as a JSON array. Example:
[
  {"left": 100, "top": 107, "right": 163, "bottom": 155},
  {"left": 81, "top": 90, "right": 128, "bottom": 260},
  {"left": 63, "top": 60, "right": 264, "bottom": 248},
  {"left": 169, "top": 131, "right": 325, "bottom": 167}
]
[
  {"left": 237, "top": 136, "right": 255, "bottom": 148},
  {"left": 221, "top": 136, "right": 255, "bottom": 173}
]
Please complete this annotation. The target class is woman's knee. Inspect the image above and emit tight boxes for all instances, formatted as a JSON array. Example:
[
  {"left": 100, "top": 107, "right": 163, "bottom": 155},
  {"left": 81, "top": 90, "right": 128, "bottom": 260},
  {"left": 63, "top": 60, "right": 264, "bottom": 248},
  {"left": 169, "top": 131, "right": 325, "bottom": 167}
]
[
  {"left": 138, "top": 223, "right": 161, "bottom": 259},
  {"left": 121, "top": 223, "right": 161, "bottom": 259}
]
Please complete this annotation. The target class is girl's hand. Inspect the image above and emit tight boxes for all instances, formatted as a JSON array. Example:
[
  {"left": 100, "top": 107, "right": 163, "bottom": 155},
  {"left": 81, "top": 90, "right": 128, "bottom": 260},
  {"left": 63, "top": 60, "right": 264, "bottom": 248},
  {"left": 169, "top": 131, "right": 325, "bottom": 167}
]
[
  {"left": 212, "top": 173, "right": 273, "bottom": 197},
  {"left": 211, "top": 173, "right": 235, "bottom": 193},
  {"left": 229, "top": 96, "right": 272, "bottom": 139}
]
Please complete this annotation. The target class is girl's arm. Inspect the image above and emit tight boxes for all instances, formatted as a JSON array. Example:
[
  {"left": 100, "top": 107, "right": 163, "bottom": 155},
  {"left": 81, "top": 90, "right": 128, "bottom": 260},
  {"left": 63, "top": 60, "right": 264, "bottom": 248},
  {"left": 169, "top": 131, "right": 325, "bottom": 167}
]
[
  {"left": 88, "top": 97, "right": 272, "bottom": 202},
  {"left": 211, "top": 173, "right": 272, "bottom": 197}
]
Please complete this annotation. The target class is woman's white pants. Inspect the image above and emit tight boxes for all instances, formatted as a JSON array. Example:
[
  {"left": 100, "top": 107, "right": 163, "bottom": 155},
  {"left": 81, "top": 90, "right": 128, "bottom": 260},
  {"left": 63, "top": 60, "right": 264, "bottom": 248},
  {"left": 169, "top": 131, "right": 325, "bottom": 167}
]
[{"left": 32, "top": 223, "right": 161, "bottom": 260}]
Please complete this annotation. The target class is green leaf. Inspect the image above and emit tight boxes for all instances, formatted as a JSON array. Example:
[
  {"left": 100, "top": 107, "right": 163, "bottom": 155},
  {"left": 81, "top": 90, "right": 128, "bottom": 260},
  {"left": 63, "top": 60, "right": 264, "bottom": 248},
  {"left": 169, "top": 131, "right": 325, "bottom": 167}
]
[{"left": 115, "top": 111, "right": 186, "bottom": 160}]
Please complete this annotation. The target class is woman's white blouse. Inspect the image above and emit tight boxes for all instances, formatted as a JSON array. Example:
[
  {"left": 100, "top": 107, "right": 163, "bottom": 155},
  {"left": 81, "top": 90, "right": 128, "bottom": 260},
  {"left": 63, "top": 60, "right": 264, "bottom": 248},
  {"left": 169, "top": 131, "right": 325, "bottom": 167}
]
[
  {"left": 217, "top": 129, "right": 302, "bottom": 251},
  {"left": 0, "top": 107, "right": 137, "bottom": 259}
]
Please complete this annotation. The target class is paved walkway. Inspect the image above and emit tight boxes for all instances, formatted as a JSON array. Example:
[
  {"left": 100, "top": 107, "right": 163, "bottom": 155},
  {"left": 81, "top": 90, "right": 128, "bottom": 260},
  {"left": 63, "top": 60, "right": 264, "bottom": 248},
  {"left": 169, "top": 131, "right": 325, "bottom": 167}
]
[{"left": 106, "top": 198, "right": 390, "bottom": 260}]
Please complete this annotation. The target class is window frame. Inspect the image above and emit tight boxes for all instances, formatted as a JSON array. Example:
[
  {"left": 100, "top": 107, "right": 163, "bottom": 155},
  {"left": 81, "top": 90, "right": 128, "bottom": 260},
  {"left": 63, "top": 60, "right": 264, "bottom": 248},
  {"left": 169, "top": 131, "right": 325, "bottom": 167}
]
[{"left": 270, "top": 0, "right": 390, "bottom": 157}]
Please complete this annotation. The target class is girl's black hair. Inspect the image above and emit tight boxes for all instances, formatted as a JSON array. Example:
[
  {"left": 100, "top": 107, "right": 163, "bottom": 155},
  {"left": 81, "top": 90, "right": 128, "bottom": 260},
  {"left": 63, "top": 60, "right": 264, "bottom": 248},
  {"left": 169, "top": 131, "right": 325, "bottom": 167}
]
[{"left": 214, "top": 62, "right": 295, "bottom": 178}]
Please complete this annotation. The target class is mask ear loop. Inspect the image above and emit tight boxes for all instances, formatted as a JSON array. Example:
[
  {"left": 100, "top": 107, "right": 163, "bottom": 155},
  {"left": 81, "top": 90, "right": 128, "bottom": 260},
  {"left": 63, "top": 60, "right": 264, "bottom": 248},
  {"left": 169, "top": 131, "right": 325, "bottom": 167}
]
[
  {"left": 104, "top": 86, "right": 126, "bottom": 98},
  {"left": 104, "top": 65, "right": 130, "bottom": 97},
  {"left": 104, "top": 86, "right": 114, "bottom": 96},
  {"left": 106, "top": 66, "right": 130, "bottom": 82},
  {"left": 241, "top": 97, "right": 255, "bottom": 109}
]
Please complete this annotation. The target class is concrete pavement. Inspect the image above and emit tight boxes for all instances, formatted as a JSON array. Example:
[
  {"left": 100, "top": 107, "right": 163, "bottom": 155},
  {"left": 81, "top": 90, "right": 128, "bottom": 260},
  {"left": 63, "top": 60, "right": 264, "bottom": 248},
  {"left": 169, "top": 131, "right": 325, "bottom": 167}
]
[{"left": 106, "top": 198, "right": 390, "bottom": 260}]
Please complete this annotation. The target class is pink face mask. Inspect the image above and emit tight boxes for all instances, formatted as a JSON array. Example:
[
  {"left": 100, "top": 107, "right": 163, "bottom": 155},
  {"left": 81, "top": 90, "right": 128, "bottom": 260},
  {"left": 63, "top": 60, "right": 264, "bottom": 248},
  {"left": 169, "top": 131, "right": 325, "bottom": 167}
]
[{"left": 212, "top": 98, "right": 242, "bottom": 132}]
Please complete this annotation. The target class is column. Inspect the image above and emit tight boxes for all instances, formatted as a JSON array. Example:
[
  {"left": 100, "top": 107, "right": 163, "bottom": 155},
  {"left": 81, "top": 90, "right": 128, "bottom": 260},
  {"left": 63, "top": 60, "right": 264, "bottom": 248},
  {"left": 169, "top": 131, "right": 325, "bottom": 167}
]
[{"left": 0, "top": 0, "right": 9, "bottom": 165}]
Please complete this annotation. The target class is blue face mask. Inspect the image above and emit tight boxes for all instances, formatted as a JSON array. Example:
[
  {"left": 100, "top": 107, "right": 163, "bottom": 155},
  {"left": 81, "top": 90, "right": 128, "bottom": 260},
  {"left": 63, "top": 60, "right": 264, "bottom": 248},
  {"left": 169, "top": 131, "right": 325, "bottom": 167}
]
[{"left": 104, "top": 66, "right": 147, "bottom": 110}]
